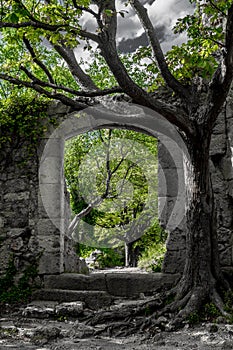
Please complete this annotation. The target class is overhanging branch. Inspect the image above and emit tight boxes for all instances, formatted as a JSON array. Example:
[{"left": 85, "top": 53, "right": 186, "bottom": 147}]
[
  {"left": 0, "top": 72, "right": 122, "bottom": 98},
  {"left": 130, "top": 0, "right": 191, "bottom": 102},
  {"left": 53, "top": 44, "right": 98, "bottom": 90}
]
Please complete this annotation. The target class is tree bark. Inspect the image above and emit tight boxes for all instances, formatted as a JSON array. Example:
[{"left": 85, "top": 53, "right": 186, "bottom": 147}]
[{"left": 171, "top": 130, "right": 229, "bottom": 322}]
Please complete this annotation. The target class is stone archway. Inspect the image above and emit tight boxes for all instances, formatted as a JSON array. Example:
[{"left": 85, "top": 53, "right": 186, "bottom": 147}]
[
  {"left": 38, "top": 102, "right": 187, "bottom": 275},
  {"left": 1, "top": 100, "right": 232, "bottom": 278}
]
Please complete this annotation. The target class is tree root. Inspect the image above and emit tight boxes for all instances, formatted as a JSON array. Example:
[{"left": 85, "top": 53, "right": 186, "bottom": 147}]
[{"left": 84, "top": 284, "right": 231, "bottom": 336}]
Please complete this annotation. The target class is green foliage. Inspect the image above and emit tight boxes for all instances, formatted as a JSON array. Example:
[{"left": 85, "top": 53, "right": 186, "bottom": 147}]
[
  {"left": 223, "top": 290, "right": 233, "bottom": 322},
  {"left": 0, "top": 90, "right": 49, "bottom": 150},
  {"left": 85, "top": 48, "right": 160, "bottom": 91},
  {"left": 188, "top": 311, "right": 201, "bottom": 325},
  {"left": 134, "top": 218, "right": 167, "bottom": 271},
  {"left": 76, "top": 243, "right": 94, "bottom": 258},
  {"left": 137, "top": 241, "right": 166, "bottom": 272},
  {"left": 76, "top": 243, "right": 124, "bottom": 268},
  {"left": 65, "top": 128, "right": 165, "bottom": 266},
  {"left": 0, "top": 0, "right": 231, "bottom": 99},
  {"left": 188, "top": 302, "right": 221, "bottom": 325},
  {"left": 64, "top": 128, "right": 158, "bottom": 248},
  {"left": 95, "top": 248, "right": 124, "bottom": 268},
  {"left": 224, "top": 290, "right": 233, "bottom": 312},
  {"left": 0, "top": 258, "right": 39, "bottom": 305},
  {"left": 166, "top": 0, "right": 233, "bottom": 82}
]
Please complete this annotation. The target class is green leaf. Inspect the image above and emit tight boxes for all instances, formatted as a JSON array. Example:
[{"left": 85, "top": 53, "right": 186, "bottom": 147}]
[{"left": 5, "top": 13, "right": 19, "bottom": 23}]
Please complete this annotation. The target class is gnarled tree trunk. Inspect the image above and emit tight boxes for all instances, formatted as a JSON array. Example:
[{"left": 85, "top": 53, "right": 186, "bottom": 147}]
[{"left": 171, "top": 131, "right": 229, "bottom": 322}]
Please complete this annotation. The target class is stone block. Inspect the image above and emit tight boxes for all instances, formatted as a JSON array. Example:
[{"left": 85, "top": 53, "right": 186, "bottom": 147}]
[
  {"left": 212, "top": 111, "right": 226, "bottom": 135},
  {"left": 158, "top": 196, "right": 186, "bottom": 231},
  {"left": 38, "top": 137, "right": 63, "bottom": 160},
  {"left": 217, "top": 228, "right": 232, "bottom": 244},
  {"left": 165, "top": 228, "right": 186, "bottom": 251},
  {"left": 47, "top": 101, "right": 70, "bottom": 116},
  {"left": 39, "top": 156, "right": 63, "bottom": 185},
  {"left": 210, "top": 135, "right": 226, "bottom": 156},
  {"left": 37, "top": 235, "right": 61, "bottom": 253},
  {"left": 37, "top": 219, "right": 63, "bottom": 237},
  {"left": 158, "top": 141, "right": 184, "bottom": 169},
  {"left": 105, "top": 273, "right": 180, "bottom": 297},
  {"left": 227, "top": 179, "right": 233, "bottom": 197},
  {"left": 219, "top": 247, "right": 232, "bottom": 266},
  {"left": 5, "top": 178, "right": 29, "bottom": 192},
  {"left": 0, "top": 244, "right": 11, "bottom": 275},
  {"left": 39, "top": 183, "right": 64, "bottom": 219},
  {"left": 44, "top": 273, "right": 107, "bottom": 291},
  {"left": 32, "top": 289, "right": 113, "bottom": 310},
  {"left": 10, "top": 237, "right": 24, "bottom": 252},
  {"left": 38, "top": 252, "right": 62, "bottom": 274},
  {"left": 55, "top": 301, "right": 84, "bottom": 317},
  {"left": 220, "top": 157, "right": 233, "bottom": 181},
  {"left": 0, "top": 217, "right": 5, "bottom": 228},
  {"left": 3, "top": 191, "right": 30, "bottom": 202}
]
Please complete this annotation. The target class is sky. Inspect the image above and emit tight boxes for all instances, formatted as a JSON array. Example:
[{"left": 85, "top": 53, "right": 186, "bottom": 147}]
[{"left": 78, "top": 0, "right": 194, "bottom": 56}]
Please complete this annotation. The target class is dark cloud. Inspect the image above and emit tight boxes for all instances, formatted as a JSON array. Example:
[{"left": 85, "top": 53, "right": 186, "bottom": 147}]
[
  {"left": 118, "top": 24, "right": 166, "bottom": 53},
  {"left": 116, "top": 0, "right": 194, "bottom": 52}
]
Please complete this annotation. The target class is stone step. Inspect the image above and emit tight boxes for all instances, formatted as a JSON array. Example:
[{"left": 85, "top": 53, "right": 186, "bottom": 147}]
[
  {"left": 32, "top": 289, "right": 113, "bottom": 310},
  {"left": 44, "top": 272, "right": 180, "bottom": 297}
]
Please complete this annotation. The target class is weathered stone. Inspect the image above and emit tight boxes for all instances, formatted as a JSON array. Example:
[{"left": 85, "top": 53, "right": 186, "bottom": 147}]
[
  {"left": 44, "top": 273, "right": 107, "bottom": 291},
  {"left": 32, "top": 289, "right": 113, "bottom": 310},
  {"left": 210, "top": 134, "right": 226, "bottom": 156},
  {"left": 10, "top": 237, "right": 24, "bottom": 252},
  {"left": 3, "top": 191, "right": 30, "bottom": 201},
  {"left": 38, "top": 252, "right": 63, "bottom": 275},
  {"left": 55, "top": 301, "right": 84, "bottom": 317},
  {"left": 32, "top": 325, "right": 61, "bottom": 344}
]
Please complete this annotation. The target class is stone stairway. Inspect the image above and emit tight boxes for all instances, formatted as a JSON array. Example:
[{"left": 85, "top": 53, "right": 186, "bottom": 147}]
[{"left": 32, "top": 272, "right": 180, "bottom": 310}]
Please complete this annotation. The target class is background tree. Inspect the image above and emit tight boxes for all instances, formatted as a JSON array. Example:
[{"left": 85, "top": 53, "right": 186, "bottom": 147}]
[
  {"left": 0, "top": 0, "right": 233, "bottom": 326},
  {"left": 64, "top": 128, "right": 164, "bottom": 268}
]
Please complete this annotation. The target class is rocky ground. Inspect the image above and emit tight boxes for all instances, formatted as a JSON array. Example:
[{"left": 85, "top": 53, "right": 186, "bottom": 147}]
[
  {"left": 1, "top": 300, "right": 233, "bottom": 350},
  {"left": 1, "top": 268, "right": 232, "bottom": 349}
]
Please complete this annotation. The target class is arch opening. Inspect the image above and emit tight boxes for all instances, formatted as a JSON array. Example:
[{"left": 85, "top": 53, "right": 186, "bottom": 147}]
[{"left": 38, "top": 103, "right": 188, "bottom": 274}]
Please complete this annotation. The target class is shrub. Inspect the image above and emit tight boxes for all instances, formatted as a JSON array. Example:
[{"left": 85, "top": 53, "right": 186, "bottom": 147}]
[{"left": 137, "top": 242, "right": 166, "bottom": 272}]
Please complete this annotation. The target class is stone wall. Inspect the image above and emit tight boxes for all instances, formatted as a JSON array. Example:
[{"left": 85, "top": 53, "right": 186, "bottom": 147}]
[{"left": 0, "top": 105, "right": 83, "bottom": 278}]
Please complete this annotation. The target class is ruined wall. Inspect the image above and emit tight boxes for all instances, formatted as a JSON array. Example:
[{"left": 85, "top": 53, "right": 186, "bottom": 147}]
[
  {"left": 0, "top": 142, "right": 40, "bottom": 276},
  {"left": 0, "top": 99, "right": 232, "bottom": 278},
  {"left": 0, "top": 103, "right": 84, "bottom": 277}
]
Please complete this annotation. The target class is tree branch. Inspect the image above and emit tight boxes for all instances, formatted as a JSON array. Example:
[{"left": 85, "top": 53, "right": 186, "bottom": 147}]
[
  {"left": 23, "top": 35, "right": 55, "bottom": 84},
  {"left": 71, "top": 0, "right": 99, "bottom": 19},
  {"left": 0, "top": 73, "right": 88, "bottom": 109},
  {"left": 0, "top": 20, "right": 67, "bottom": 31},
  {"left": 98, "top": 37, "right": 194, "bottom": 136},
  {"left": 208, "top": 0, "right": 227, "bottom": 18},
  {"left": 0, "top": 70, "right": 122, "bottom": 98},
  {"left": 0, "top": 21, "right": 99, "bottom": 43},
  {"left": 130, "top": 0, "right": 191, "bottom": 102},
  {"left": 53, "top": 44, "right": 98, "bottom": 90}
]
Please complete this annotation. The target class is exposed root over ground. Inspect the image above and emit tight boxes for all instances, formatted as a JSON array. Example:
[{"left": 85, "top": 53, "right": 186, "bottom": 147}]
[{"left": 85, "top": 281, "right": 232, "bottom": 337}]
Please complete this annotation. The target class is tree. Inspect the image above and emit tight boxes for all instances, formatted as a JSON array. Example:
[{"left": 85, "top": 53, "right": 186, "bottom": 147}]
[
  {"left": 64, "top": 128, "right": 160, "bottom": 267},
  {"left": 0, "top": 0, "right": 233, "bottom": 327}
]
